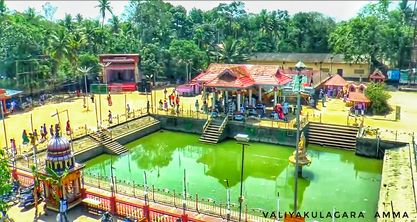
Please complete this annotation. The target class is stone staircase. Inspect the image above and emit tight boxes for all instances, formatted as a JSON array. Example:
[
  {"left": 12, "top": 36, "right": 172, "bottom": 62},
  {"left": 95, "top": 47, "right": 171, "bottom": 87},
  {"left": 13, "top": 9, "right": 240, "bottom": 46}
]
[
  {"left": 89, "top": 131, "right": 128, "bottom": 155},
  {"left": 199, "top": 116, "right": 228, "bottom": 144},
  {"left": 308, "top": 122, "right": 359, "bottom": 150}
]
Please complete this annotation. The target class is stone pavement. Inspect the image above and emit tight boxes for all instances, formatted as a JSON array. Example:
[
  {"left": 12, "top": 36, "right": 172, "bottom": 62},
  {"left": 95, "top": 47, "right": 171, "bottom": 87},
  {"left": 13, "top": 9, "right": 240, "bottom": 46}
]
[
  {"left": 377, "top": 145, "right": 417, "bottom": 222},
  {"left": 7, "top": 202, "right": 101, "bottom": 222}
]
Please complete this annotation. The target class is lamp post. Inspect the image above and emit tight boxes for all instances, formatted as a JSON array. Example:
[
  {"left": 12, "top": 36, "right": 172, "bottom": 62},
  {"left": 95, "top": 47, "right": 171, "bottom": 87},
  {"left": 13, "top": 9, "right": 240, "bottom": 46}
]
[
  {"left": 235, "top": 133, "right": 250, "bottom": 222},
  {"left": 225, "top": 179, "right": 231, "bottom": 221},
  {"left": 110, "top": 157, "right": 116, "bottom": 196},
  {"left": 330, "top": 56, "right": 334, "bottom": 75},
  {"left": 182, "top": 168, "right": 187, "bottom": 216},
  {"left": 293, "top": 61, "right": 306, "bottom": 213},
  {"left": 77, "top": 66, "right": 92, "bottom": 111},
  {"left": 319, "top": 61, "right": 323, "bottom": 85},
  {"left": 0, "top": 101, "right": 8, "bottom": 149},
  {"left": 143, "top": 171, "right": 148, "bottom": 205},
  {"left": 99, "top": 62, "right": 112, "bottom": 125}
]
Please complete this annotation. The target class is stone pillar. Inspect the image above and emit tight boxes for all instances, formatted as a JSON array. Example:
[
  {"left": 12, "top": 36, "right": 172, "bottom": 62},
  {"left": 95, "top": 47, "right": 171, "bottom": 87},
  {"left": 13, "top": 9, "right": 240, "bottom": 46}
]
[
  {"left": 134, "top": 62, "right": 139, "bottom": 83},
  {"left": 225, "top": 91, "right": 229, "bottom": 102},
  {"left": 274, "top": 86, "right": 278, "bottom": 106},
  {"left": 237, "top": 90, "right": 241, "bottom": 112},
  {"left": 249, "top": 89, "right": 252, "bottom": 106},
  {"left": 109, "top": 196, "right": 117, "bottom": 214},
  {"left": 258, "top": 86, "right": 262, "bottom": 103},
  {"left": 202, "top": 85, "right": 206, "bottom": 100},
  {"left": 212, "top": 89, "right": 216, "bottom": 110}
]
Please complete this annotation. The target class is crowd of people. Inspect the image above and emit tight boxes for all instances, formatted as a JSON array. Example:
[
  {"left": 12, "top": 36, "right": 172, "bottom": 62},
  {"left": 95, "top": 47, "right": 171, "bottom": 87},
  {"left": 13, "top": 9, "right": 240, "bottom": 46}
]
[{"left": 158, "top": 88, "right": 182, "bottom": 114}]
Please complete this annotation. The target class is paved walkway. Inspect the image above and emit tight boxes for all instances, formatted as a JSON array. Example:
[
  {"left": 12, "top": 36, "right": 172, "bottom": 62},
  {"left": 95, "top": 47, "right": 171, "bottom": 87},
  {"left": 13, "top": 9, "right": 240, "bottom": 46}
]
[
  {"left": 377, "top": 145, "right": 417, "bottom": 222},
  {"left": 7, "top": 202, "right": 101, "bottom": 222}
]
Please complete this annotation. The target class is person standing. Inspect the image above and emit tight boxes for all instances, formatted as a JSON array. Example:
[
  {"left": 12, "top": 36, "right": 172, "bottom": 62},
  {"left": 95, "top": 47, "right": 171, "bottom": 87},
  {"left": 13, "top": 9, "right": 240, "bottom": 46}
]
[
  {"left": 321, "top": 94, "right": 326, "bottom": 108},
  {"left": 43, "top": 123, "right": 48, "bottom": 138},
  {"left": 22, "top": 130, "right": 29, "bottom": 145},
  {"left": 49, "top": 125, "right": 54, "bottom": 137},
  {"left": 107, "top": 94, "right": 112, "bottom": 106},
  {"left": 66, "top": 120, "right": 71, "bottom": 136},
  {"left": 90, "top": 94, "right": 95, "bottom": 103},
  {"left": 163, "top": 99, "right": 168, "bottom": 111},
  {"left": 126, "top": 104, "right": 131, "bottom": 118},
  {"left": 33, "top": 129, "right": 39, "bottom": 142},
  {"left": 108, "top": 110, "right": 113, "bottom": 124},
  {"left": 164, "top": 88, "right": 168, "bottom": 99},
  {"left": 195, "top": 100, "right": 199, "bottom": 112},
  {"left": 146, "top": 101, "right": 150, "bottom": 114},
  {"left": 40, "top": 126, "right": 45, "bottom": 142}
]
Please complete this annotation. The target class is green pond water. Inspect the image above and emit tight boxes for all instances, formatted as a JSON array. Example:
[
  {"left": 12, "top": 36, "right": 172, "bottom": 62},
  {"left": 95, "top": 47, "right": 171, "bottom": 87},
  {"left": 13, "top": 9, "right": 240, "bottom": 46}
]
[{"left": 84, "top": 130, "right": 382, "bottom": 221}]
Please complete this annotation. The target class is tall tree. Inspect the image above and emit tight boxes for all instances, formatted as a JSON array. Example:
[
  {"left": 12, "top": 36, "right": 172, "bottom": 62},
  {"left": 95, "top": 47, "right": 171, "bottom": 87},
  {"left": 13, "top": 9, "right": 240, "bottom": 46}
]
[
  {"left": 212, "top": 38, "right": 249, "bottom": 64},
  {"left": 0, "top": 149, "right": 12, "bottom": 215},
  {"left": 96, "top": 0, "right": 113, "bottom": 28},
  {"left": 42, "top": 2, "right": 57, "bottom": 21}
]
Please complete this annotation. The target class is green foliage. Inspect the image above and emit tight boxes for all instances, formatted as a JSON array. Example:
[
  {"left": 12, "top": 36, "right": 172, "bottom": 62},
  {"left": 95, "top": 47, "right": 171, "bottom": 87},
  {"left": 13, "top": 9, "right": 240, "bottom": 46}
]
[
  {"left": 0, "top": 0, "right": 413, "bottom": 88},
  {"left": 40, "top": 166, "right": 69, "bottom": 203},
  {"left": 329, "top": 0, "right": 413, "bottom": 69},
  {"left": 0, "top": 149, "right": 12, "bottom": 214},
  {"left": 365, "top": 82, "right": 391, "bottom": 115}
]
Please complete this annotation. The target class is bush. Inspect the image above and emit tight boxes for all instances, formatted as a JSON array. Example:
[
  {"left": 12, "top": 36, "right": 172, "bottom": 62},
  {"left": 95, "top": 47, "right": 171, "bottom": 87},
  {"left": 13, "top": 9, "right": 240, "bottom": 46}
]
[{"left": 365, "top": 83, "right": 391, "bottom": 115}]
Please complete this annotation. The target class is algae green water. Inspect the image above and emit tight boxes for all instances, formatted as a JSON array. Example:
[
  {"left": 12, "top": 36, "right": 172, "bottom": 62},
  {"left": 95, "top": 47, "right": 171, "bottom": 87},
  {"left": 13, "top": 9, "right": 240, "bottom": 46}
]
[{"left": 84, "top": 130, "right": 382, "bottom": 221}]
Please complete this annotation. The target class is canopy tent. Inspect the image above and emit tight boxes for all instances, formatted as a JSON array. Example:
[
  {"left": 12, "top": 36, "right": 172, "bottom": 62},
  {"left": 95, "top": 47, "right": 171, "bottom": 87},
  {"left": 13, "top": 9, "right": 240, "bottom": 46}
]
[
  {"left": 324, "top": 74, "right": 347, "bottom": 87},
  {"left": 348, "top": 92, "right": 370, "bottom": 103}
]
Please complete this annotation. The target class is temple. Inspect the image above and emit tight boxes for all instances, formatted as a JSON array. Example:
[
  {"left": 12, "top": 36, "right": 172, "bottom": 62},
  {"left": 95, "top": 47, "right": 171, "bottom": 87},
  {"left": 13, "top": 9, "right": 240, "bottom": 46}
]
[
  {"left": 99, "top": 54, "right": 140, "bottom": 92},
  {"left": 185, "top": 63, "right": 329, "bottom": 113},
  {"left": 42, "top": 130, "right": 84, "bottom": 211}
]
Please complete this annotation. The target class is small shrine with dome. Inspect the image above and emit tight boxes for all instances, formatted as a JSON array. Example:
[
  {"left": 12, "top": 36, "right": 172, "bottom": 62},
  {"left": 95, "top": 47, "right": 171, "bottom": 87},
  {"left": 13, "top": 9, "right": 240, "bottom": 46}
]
[{"left": 41, "top": 126, "right": 84, "bottom": 211}]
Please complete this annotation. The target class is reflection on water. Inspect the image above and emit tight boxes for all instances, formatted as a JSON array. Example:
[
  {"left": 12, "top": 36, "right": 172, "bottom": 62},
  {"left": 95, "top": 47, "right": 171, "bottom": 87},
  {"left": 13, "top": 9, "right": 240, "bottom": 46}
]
[{"left": 84, "top": 130, "right": 382, "bottom": 221}]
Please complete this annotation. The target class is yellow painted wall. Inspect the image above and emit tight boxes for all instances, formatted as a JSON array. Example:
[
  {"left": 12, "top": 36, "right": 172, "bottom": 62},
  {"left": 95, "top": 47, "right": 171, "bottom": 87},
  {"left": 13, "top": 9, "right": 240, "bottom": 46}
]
[{"left": 249, "top": 61, "right": 370, "bottom": 79}]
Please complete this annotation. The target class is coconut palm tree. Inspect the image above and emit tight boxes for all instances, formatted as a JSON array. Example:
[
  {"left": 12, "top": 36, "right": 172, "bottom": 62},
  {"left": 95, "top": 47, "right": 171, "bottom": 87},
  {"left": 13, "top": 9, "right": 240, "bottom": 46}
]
[
  {"left": 211, "top": 38, "right": 249, "bottom": 64},
  {"left": 39, "top": 167, "right": 69, "bottom": 212},
  {"left": 96, "top": 0, "right": 113, "bottom": 29},
  {"left": 30, "top": 165, "right": 41, "bottom": 219}
]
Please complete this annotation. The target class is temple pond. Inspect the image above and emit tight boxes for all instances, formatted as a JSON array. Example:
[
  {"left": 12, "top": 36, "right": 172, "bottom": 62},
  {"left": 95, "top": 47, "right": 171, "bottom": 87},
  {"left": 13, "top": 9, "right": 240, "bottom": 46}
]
[{"left": 84, "top": 130, "right": 382, "bottom": 221}]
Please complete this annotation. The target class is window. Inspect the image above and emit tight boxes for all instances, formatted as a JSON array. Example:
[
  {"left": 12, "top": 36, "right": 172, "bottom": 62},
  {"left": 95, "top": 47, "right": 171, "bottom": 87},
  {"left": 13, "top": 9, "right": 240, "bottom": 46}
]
[
  {"left": 337, "top": 69, "right": 343, "bottom": 76},
  {"left": 321, "top": 68, "right": 330, "bottom": 72},
  {"left": 354, "top": 69, "right": 365, "bottom": 75}
]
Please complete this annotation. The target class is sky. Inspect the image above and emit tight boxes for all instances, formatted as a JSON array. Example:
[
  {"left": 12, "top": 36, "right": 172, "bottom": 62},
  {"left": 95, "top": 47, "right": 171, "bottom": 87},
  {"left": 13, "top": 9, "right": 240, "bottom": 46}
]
[{"left": 4, "top": 1, "right": 375, "bottom": 22}]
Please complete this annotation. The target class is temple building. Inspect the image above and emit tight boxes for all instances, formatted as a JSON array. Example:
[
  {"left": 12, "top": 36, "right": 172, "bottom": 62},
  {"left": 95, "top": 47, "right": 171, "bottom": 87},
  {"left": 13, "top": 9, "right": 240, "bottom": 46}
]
[
  {"left": 42, "top": 129, "right": 84, "bottom": 211},
  {"left": 187, "top": 63, "right": 327, "bottom": 112},
  {"left": 99, "top": 54, "right": 140, "bottom": 92}
]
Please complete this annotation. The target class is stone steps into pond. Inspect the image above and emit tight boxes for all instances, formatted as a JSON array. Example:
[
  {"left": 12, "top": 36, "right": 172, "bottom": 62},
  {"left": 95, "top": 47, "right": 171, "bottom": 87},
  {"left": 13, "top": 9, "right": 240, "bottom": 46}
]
[
  {"left": 200, "top": 117, "right": 228, "bottom": 144},
  {"left": 89, "top": 131, "right": 128, "bottom": 155},
  {"left": 308, "top": 122, "right": 358, "bottom": 150}
]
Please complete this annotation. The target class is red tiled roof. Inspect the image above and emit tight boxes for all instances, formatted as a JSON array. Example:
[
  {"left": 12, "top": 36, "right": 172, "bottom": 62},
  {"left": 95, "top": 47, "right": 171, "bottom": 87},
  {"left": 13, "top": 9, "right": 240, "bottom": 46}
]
[
  {"left": 193, "top": 63, "right": 293, "bottom": 88},
  {"left": 205, "top": 66, "right": 255, "bottom": 88},
  {"left": 370, "top": 69, "right": 386, "bottom": 80},
  {"left": 348, "top": 92, "right": 370, "bottom": 103},
  {"left": 193, "top": 64, "right": 239, "bottom": 83},
  {"left": 324, "top": 74, "right": 347, "bottom": 87}
]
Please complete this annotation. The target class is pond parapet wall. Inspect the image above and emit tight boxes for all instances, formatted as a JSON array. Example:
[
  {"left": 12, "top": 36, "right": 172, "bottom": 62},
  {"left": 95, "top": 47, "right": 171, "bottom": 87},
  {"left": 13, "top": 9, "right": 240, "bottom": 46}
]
[
  {"left": 356, "top": 137, "right": 408, "bottom": 159},
  {"left": 153, "top": 115, "right": 306, "bottom": 147}
]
